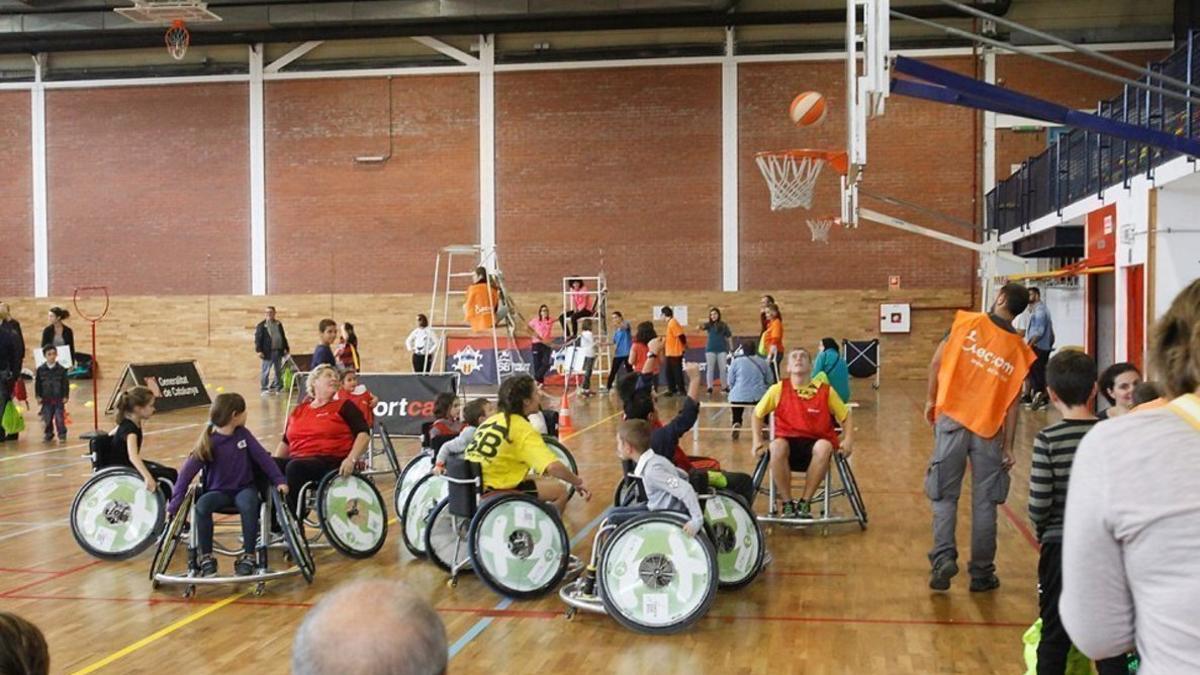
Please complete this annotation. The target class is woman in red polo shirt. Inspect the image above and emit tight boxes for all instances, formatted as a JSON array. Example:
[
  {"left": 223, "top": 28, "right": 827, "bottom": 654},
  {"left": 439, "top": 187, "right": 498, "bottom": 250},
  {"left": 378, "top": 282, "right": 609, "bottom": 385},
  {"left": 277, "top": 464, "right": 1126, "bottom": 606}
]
[{"left": 274, "top": 364, "right": 371, "bottom": 516}]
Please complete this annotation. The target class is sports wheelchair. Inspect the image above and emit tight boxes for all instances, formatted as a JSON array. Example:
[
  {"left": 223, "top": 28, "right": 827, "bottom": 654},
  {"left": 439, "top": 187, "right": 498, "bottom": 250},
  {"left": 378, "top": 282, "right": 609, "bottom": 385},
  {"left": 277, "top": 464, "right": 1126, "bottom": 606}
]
[
  {"left": 149, "top": 479, "right": 314, "bottom": 597},
  {"left": 292, "top": 468, "right": 389, "bottom": 558},
  {"left": 751, "top": 444, "right": 867, "bottom": 532},
  {"left": 70, "top": 434, "right": 174, "bottom": 560}
]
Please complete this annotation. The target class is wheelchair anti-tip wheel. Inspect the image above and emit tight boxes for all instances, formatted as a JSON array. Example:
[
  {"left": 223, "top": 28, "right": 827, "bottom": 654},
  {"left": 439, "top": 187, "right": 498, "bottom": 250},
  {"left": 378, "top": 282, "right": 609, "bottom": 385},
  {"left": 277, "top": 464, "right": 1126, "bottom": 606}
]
[
  {"left": 703, "top": 491, "right": 764, "bottom": 589},
  {"left": 394, "top": 453, "right": 434, "bottom": 524},
  {"left": 469, "top": 493, "right": 569, "bottom": 600},
  {"left": 315, "top": 472, "right": 388, "bottom": 559},
  {"left": 71, "top": 468, "right": 166, "bottom": 560},
  {"left": 424, "top": 498, "right": 473, "bottom": 574},
  {"left": 598, "top": 512, "right": 718, "bottom": 635},
  {"left": 402, "top": 473, "right": 448, "bottom": 558}
]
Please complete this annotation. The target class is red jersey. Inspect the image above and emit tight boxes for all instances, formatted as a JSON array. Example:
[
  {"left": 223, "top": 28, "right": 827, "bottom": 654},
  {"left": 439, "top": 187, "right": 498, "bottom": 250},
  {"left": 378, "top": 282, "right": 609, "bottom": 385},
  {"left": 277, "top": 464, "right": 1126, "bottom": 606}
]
[
  {"left": 774, "top": 379, "right": 840, "bottom": 447},
  {"left": 335, "top": 387, "right": 375, "bottom": 427},
  {"left": 284, "top": 400, "right": 358, "bottom": 460}
]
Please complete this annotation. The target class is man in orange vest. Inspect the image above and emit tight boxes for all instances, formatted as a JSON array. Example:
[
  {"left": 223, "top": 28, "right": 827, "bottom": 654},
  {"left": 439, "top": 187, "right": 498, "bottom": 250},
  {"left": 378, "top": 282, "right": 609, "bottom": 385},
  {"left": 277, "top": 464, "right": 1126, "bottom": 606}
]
[{"left": 925, "top": 282, "right": 1035, "bottom": 593}]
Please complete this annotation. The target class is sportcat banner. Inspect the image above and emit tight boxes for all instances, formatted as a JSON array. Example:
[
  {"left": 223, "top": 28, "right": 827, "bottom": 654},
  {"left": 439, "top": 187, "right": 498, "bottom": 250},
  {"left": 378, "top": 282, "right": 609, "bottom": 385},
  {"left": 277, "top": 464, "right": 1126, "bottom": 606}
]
[
  {"left": 444, "top": 336, "right": 533, "bottom": 387},
  {"left": 105, "top": 361, "right": 211, "bottom": 414},
  {"left": 357, "top": 373, "right": 458, "bottom": 436}
]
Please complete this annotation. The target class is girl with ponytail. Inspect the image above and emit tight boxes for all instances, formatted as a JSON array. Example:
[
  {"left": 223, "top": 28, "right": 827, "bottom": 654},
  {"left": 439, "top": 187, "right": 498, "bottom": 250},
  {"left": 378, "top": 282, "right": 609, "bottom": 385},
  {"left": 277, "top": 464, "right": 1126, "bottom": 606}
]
[
  {"left": 168, "top": 393, "right": 287, "bottom": 577},
  {"left": 112, "top": 386, "right": 178, "bottom": 495}
]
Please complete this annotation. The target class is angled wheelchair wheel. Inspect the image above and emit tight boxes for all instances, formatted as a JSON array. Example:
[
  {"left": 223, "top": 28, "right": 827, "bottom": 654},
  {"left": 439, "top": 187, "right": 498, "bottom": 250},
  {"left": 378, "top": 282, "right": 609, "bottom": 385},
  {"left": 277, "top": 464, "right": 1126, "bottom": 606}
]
[
  {"left": 425, "top": 498, "right": 473, "bottom": 574},
  {"left": 375, "top": 423, "right": 401, "bottom": 477},
  {"left": 394, "top": 453, "right": 434, "bottom": 524},
  {"left": 316, "top": 473, "right": 388, "bottom": 559},
  {"left": 149, "top": 486, "right": 194, "bottom": 585},
  {"left": 751, "top": 453, "right": 771, "bottom": 502},
  {"left": 598, "top": 512, "right": 718, "bottom": 634},
  {"left": 612, "top": 476, "right": 641, "bottom": 508},
  {"left": 402, "top": 473, "right": 449, "bottom": 558},
  {"left": 71, "top": 468, "right": 166, "bottom": 561},
  {"left": 542, "top": 436, "right": 578, "bottom": 500},
  {"left": 836, "top": 454, "right": 868, "bottom": 529},
  {"left": 703, "top": 491, "right": 764, "bottom": 589},
  {"left": 273, "top": 488, "right": 315, "bottom": 583},
  {"left": 469, "top": 493, "right": 569, "bottom": 600}
]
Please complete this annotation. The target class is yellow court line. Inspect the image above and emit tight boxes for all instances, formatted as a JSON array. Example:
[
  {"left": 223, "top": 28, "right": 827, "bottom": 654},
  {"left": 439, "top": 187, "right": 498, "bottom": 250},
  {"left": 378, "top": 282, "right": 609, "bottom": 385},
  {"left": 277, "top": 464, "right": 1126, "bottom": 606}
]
[
  {"left": 561, "top": 411, "right": 622, "bottom": 441},
  {"left": 71, "top": 591, "right": 249, "bottom": 675}
]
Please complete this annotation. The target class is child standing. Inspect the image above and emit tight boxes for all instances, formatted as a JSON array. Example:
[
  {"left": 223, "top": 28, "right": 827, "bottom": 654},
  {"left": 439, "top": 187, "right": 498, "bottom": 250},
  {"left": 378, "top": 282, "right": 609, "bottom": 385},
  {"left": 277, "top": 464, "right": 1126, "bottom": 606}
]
[
  {"left": 311, "top": 319, "right": 338, "bottom": 369},
  {"left": 168, "top": 393, "right": 288, "bottom": 577},
  {"left": 35, "top": 345, "right": 69, "bottom": 442},
  {"left": 335, "top": 322, "right": 359, "bottom": 372},
  {"left": 1028, "top": 350, "right": 1128, "bottom": 675},
  {"left": 335, "top": 370, "right": 379, "bottom": 427},
  {"left": 699, "top": 307, "right": 733, "bottom": 395},
  {"left": 578, "top": 327, "right": 597, "bottom": 397},
  {"left": 662, "top": 306, "right": 686, "bottom": 397},
  {"left": 605, "top": 311, "right": 632, "bottom": 392}
]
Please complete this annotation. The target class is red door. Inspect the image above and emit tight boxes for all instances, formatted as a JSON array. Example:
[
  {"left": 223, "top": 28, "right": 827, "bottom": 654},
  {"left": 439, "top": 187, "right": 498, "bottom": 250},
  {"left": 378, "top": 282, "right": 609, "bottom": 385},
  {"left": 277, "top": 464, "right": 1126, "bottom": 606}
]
[{"left": 1127, "top": 265, "right": 1145, "bottom": 372}]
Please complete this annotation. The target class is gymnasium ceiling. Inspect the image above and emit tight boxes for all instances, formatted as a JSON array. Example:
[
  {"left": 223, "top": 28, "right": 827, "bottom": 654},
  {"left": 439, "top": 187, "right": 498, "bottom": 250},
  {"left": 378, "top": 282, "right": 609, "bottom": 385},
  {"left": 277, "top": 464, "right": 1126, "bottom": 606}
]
[{"left": 0, "top": 0, "right": 1175, "bottom": 79}]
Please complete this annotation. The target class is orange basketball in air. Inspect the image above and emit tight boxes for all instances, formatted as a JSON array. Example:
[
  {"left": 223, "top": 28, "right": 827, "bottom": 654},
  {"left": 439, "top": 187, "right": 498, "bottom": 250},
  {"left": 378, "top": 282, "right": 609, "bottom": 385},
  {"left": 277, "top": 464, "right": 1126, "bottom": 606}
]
[{"left": 789, "top": 91, "right": 828, "bottom": 127}]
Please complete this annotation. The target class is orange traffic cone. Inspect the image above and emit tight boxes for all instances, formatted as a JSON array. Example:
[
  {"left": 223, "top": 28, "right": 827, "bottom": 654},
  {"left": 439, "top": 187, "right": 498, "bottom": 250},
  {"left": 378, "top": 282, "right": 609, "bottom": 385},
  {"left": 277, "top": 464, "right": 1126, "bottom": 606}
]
[{"left": 558, "top": 389, "right": 575, "bottom": 435}]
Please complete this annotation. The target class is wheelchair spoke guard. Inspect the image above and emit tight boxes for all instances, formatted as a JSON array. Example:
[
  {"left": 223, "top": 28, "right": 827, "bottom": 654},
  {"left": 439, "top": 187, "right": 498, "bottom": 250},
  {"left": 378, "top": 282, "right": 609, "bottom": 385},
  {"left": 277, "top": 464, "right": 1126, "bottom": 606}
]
[
  {"left": 316, "top": 473, "right": 388, "bottom": 559},
  {"left": 71, "top": 468, "right": 165, "bottom": 560}
]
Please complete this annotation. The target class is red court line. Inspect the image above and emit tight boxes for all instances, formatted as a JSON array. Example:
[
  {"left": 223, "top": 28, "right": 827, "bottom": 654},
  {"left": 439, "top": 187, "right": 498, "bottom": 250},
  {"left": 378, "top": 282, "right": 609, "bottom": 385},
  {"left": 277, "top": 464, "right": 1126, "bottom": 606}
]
[
  {"left": 1000, "top": 502, "right": 1041, "bottom": 552},
  {"left": 0, "top": 561, "right": 102, "bottom": 597},
  {"left": 705, "top": 613, "right": 1029, "bottom": 629},
  {"left": 0, "top": 567, "right": 68, "bottom": 575},
  {"left": 761, "top": 570, "right": 848, "bottom": 577}
]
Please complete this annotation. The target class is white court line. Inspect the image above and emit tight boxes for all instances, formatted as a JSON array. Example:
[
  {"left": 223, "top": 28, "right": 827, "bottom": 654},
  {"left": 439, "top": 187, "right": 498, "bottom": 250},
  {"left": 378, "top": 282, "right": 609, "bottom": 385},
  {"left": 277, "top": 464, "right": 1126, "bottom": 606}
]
[
  {"left": 0, "top": 423, "right": 204, "bottom": 463},
  {"left": 0, "top": 522, "right": 61, "bottom": 542}
]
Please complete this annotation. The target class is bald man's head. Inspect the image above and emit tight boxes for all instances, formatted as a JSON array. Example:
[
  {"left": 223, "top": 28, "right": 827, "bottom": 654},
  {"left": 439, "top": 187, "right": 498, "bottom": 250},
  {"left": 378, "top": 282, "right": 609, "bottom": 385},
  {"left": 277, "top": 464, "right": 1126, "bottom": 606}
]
[{"left": 292, "top": 580, "right": 447, "bottom": 675}]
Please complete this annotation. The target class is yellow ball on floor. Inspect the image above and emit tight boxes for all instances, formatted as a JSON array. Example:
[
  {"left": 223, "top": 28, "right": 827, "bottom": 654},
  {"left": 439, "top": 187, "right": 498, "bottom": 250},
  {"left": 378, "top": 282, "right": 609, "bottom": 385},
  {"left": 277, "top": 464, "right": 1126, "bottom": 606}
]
[
  {"left": 216, "top": 386, "right": 225, "bottom": 393},
  {"left": 84, "top": 401, "right": 94, "bottom": 408}
]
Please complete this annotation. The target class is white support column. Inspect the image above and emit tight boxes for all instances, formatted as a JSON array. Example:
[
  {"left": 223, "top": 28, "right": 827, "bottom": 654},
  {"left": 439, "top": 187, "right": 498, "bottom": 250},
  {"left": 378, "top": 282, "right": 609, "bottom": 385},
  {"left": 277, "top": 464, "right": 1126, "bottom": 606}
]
[
  {"left": 31, "top": 54, "right": 48, "bottom": 297},
  {"left": 479, "top": 34, "right": 496, "bottom": 258},
  {"left": 721, "top": 27, "right": 739, "bottom": 291},
  {"left": 249, "top": 44, "right": 267, "bottom": 295},
  {"left": 982, "top": 48, "right": 997, "bottom": 226}
]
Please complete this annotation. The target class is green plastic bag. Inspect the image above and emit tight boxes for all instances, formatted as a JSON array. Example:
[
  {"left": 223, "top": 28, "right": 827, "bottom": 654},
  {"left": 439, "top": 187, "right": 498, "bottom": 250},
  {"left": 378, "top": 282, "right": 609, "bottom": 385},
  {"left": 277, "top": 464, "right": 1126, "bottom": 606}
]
[
  {"left": 2, "top": 399, "right": 25, "bottom": 435},
  {"left": 282, "top": 363, "right": 296, "bottom": 393},
  {"left": 1022, "top": 619, "right": 1095, "bottom": 675}
]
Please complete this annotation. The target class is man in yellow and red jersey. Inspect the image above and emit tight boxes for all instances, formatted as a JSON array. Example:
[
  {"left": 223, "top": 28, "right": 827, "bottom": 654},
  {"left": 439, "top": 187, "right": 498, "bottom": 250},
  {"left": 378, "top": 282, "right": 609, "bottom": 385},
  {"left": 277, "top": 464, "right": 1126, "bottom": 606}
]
[{"left": 925, "top": 282, "right": 1035, "bottom": 593}]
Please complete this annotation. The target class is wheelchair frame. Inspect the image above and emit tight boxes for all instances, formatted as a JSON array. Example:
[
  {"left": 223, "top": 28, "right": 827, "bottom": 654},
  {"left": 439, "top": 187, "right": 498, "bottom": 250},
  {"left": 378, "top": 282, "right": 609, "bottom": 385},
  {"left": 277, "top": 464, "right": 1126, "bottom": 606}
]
[{"left": 752, "top": 448, "right": 868, "bottom": 532}]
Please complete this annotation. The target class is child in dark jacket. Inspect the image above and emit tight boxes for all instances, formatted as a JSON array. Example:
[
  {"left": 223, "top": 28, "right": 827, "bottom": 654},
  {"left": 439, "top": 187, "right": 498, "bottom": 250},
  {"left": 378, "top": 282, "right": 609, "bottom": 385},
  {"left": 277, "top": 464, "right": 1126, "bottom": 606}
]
[
  {"left": 168, "top": 393, "right": 287, "bottom": 577},
  {"left": 34, "top": 345, "right": 69, "bottom": 442}
]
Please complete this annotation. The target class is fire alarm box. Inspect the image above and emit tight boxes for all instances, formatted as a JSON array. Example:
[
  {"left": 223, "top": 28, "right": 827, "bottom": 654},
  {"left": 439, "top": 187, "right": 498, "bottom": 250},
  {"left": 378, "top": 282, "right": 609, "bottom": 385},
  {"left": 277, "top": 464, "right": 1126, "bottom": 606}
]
[{"left": 880, "top": 303, "right": 911, "bottom": 334}]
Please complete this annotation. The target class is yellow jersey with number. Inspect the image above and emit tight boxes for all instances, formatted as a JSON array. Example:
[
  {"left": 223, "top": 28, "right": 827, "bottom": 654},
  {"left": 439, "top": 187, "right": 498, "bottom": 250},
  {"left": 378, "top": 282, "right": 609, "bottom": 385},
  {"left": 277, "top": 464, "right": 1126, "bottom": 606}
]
[{"left": 465, "top": 412, "right": 558, "bottom": 490}]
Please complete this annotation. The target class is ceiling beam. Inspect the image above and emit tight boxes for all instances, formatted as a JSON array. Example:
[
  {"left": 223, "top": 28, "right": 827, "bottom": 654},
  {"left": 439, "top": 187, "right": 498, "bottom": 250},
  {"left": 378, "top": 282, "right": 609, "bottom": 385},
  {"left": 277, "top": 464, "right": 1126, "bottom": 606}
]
[
  {"left": 263, "top": 39, "right": 322, "bottom": 73},
  {"left": 411, "top": 35, "right": 478, "bottom": 66}
]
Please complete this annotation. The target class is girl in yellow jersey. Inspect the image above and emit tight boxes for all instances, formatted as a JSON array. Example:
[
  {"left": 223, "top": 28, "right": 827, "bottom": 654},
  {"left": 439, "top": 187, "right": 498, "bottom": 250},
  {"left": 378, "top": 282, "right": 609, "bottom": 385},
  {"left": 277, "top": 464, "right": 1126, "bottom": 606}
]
[{"left": 465, "top": 375, "right": 591, "bottom": 512}]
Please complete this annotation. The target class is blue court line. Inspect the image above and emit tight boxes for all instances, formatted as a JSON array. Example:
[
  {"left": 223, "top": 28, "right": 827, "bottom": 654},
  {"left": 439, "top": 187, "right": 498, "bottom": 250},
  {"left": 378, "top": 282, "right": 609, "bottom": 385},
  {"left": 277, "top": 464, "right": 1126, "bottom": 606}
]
[{"left": 447, "top": 508, "right": 608, "bottom": 661}]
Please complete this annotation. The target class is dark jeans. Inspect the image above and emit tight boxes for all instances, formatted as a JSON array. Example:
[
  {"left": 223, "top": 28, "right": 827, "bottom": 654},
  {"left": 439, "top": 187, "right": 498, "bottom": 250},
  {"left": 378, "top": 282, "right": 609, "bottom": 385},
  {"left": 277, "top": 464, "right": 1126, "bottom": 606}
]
[
  {"left": 665, "top": 356, "right": 685, "bottom": 394},
  {"left": 606, "top": 355, "right": 630, "bottom": 390},
  {"left": 275, "top": 456, "right": 342, "bottom": 517},
  {"left": 581, "top": 356, "right": 596, "bottom": 391},
  {"left": 531, "top": 343, "right": 552, "bottom": 384},
  {"left": 195, "top": 487, "right": 261, "bottom": 556},
  {"left": 1030, "top": 348, "right": 1051, "bottom": 399},
  {"left": 730, "top": 402, "right": 764, "bottom": 427},
  {"left": 260, "top": 350, "right": 284, "bottom": 392},
  {"left": 41, "top": 400, "right": 66, "bottom": 440},
  {"left": 412, "top": 353, "right": 430, "bottom": 374},
  {"left": 1037, "top": 542, "right": 1130, "bottom": 675}
]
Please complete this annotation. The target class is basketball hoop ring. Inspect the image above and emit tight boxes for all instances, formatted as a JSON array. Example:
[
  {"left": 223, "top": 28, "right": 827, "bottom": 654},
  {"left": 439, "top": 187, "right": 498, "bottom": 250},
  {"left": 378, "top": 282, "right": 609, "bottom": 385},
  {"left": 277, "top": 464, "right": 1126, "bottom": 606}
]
[
  {"left": 806, "top": 218, "right": 841, "bottom": 244},
  {"left": 165, "top": 19, "right": 189, "bottom": 60},
  {"left": 754, "top": 149, "right": 849, "bottom": 211}
]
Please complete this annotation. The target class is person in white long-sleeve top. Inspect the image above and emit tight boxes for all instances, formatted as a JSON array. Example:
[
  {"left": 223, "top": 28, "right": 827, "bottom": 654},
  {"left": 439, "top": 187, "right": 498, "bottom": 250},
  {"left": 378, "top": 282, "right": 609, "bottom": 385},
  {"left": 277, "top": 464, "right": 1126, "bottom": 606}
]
[
  {"left": 1060, "top": 279, "right": 1200, "bottom": 675},
  {"left": 405, "top": 314, "right": 437, "bottom": 374}
]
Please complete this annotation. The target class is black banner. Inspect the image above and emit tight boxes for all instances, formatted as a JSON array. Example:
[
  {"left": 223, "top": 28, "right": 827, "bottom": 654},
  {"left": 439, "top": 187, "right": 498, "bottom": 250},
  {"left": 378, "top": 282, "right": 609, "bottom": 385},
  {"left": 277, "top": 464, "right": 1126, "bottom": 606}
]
[
  {"left": 349, "top": 373, "right": 458, "bottom": 437},
  {"left": 106, "top": 361, "right": 212, "bottom": 414}
]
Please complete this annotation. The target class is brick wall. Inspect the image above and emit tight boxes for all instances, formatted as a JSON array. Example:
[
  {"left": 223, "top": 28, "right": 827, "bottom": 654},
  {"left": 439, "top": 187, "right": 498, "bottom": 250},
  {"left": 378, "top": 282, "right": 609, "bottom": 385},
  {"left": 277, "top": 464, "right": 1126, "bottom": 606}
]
[
  {"left": 45, "top": 84, "right": 250, "bottom": 295},
  {"left": 0, "top": 92, "right": 32, "bottom": 298},
  {"left": 495, "top": 66, "right": 723, "bottom": 291},
  {"left": 265, "top": 76, "right": 479, "bottom": 294},
  {"left": 740, "top": 58, "right": 977, "bottom": 292}
]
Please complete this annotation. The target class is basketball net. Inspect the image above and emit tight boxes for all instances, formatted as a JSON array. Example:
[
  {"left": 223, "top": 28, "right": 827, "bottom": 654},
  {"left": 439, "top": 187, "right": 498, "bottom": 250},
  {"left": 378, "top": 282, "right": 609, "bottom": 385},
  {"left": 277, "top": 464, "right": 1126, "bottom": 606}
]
[
  {"left": 807, "top": 218, "right": 837, "bottom": 244},
  {"left": 165, "top": 20, "right": 189, "bottom": 60},
  {"left": 754, "top": 150, "right": 849, "bottom": 211}
]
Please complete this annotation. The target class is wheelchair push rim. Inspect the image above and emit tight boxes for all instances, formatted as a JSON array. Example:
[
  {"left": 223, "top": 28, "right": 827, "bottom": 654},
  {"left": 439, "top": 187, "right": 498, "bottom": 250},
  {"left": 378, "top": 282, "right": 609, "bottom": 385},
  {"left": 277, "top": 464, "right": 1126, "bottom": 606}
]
[
  {"left": 424, "top": 498, "right": 474, "bottom": 574},
  {"left": 598, "top": 513, "right": 718, "bottom": 634},
  {"left": 703, "top": 491, "right": 764, "bottom": 589},
  {"left": 402, "top": 473, "right": 449, "bottom": 558},
  {"left": 316, "top": 472, "right": 388, "bottom": 559},
  {"left": 71, "top": 468, "right": 166, "bottom": 560},
  {"left": 542, "top": 436, "right": 578, "bottom": 501},
  {"left": 469, "top": 494, "right": 569, "bottom": 599},
  {"left": 393, "top": 453, "right": 434, "bottom": 524},
  {"left": 274, "top": 488, "right": 315, "bottom": 582}
]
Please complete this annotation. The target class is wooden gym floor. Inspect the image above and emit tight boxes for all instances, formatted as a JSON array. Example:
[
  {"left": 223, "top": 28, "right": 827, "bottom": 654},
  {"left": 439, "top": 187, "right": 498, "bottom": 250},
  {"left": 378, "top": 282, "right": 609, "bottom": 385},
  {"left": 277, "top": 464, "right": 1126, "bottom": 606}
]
[{"left": 0, "top": 377, "right": 1047, "bottom": 674}]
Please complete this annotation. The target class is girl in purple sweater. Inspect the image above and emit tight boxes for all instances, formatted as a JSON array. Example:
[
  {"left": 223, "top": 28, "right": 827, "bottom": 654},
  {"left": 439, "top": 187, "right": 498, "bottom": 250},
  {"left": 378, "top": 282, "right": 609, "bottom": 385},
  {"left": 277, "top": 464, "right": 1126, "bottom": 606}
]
[{"left": 168, "top": 393, "right": 287, "bottom": 577}]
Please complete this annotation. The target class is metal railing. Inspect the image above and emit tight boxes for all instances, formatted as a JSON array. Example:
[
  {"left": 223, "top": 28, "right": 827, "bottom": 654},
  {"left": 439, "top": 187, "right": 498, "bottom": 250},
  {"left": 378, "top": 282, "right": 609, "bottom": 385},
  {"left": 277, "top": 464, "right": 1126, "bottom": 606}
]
[{"left": 987, "top": 33, "right": 1198, "bottom": 235}]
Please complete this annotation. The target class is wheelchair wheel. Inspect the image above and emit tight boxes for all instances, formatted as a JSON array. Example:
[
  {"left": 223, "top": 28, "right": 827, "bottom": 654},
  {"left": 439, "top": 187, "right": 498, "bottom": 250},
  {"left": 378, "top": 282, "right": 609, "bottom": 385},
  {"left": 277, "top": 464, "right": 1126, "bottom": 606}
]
[
  {"left": 542, "top": 436, "right": 578, "bottom": 500},
  {"left": 272, "top": 488, "right": 315, "bottom": 583},
  {"left": 703, "top": 491, "right": 764, "bottom": 589},
  {"left": 612, "top": 476, "right": 640, "bottom": 508},
  {"left": 598, "top": 512, "right": 718, "bottom": 635},
  {"left": 393, "top": 453, "right": 434, "bottom": 524},
  {"left": 424, "top": 498, "right": 473, "bottom": 574},
  {"left": 149, "top": 486, "right": 194, "bottom": 585},
  {"left": 469, "top": 493, "right": 569, "bottom": 600},
  {"left": 71, "top": 468, "right": 166, "bottom": 561},
  {"left": 315, "top": 473, "right": 388, "bottom": 559},
  {"left": 402, "top": 473, "right": 448, "bottom": 558},
  {"left": 836, "top": 454, "right": 868, "bottom": 529},
  {"left": 751, "top": 453, "right": 770, "bottom": 501}
]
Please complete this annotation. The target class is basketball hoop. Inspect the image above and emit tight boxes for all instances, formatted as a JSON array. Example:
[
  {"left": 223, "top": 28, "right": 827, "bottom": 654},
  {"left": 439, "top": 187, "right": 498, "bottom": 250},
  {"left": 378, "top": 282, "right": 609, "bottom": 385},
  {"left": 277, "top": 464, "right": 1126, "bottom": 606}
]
[
  {"left": 755, "top": 149, "right": 849, "bottom": 211},
  {"left": 806, "top": 218, "right": 840, "bottom": 244},
  {"left": 73, "top": 286, "right": 110, "bottom": 438},
  {"left": 165, "top": 20, "right": 189, "bottom": 60}
]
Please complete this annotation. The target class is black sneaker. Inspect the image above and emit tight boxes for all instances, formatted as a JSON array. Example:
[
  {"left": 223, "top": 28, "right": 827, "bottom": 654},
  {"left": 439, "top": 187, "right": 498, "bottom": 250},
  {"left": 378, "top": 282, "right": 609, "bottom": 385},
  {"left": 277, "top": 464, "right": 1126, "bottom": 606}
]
[
  {"left": 969, "top": 575, "right": 1001, "bottom": 593},
  {"left": 234, "top": 554, "right": 255, "bottom": 576},
  {"left": 198, "top": 555, "right": 218, "bottom": 578},
  {"left": 731, "top": 423, "right": 741, "bottom": 440},
  {"left": 929, "top": 558, "right": 958, "bottom": 591}
]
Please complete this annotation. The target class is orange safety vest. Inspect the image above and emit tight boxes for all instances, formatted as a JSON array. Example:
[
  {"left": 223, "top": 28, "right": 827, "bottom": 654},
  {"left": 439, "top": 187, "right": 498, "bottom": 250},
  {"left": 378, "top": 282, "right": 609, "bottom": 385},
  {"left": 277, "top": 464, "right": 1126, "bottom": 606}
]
[
  {"left": 936, "top": 311, "right": 1035, "bottom": 438},
  {"left": 464, "top": 282, "right": 498, "bottom": 331}
]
